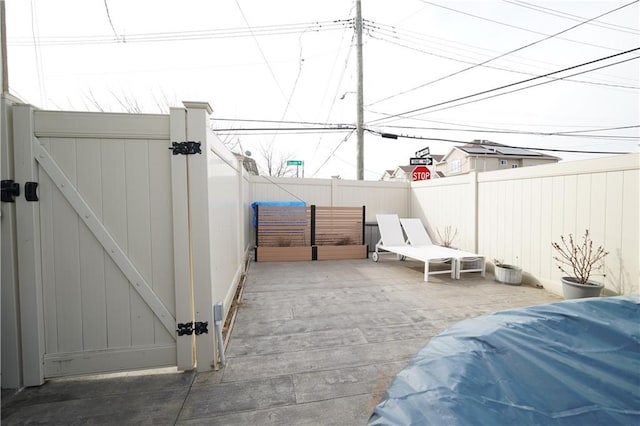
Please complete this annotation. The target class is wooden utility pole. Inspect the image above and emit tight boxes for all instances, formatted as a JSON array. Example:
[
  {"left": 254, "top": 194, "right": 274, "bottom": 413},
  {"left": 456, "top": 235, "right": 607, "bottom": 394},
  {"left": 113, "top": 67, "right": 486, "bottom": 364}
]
[
  {"left": 355, "top": 0, "right": 364, "bottom": 180},
  {"left": 1, "top": 0, "right": 8, "bottom": 93}
]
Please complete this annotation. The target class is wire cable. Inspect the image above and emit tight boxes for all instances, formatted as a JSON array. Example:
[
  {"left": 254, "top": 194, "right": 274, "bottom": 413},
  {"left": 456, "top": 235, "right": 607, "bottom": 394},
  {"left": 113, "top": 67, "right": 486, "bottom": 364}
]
[
  {"left": 502, "top": 0, "right": 640, "bottom": 35},
  {"left": 368, "top": 47, "right": 640, "bottom": 125},
  {"left": 311, "top": 130, "right": 356, "bottom": 177},
  {"left": 364, "top": 129, "right": 633, "bottom": 154},
  {"left": 30, "top": 0, "right": 46, "bottom": 107},
  {"left": 235, "top": 0, "right": 295, "bottom": 109},
  {"left": 418, "top": 0, "right": 634, "bottom": 52},
  {"left": 103, "top": 0, "right": 120, "bottom": 41},
  {"left": 365, "top": 30, "right": 639, "bottom": 95},
  {"left": 421, "top": 55, "right": 640, "bottom": 117},
  {"left": 365, "top": 0, "right": 639, "bottom": 106},
  {"left": 9, "top": 20, "right": 352, "bottom": 46}
]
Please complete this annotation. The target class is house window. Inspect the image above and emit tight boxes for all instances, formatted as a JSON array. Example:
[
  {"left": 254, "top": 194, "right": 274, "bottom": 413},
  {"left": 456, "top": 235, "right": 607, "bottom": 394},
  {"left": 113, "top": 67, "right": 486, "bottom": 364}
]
[
  {"left": 511, "top": 164, "right": 518, "bottom": 169},
  {"left": 500, "top": 159, "right": 507, "bottom": 166},
  {"left": 449, "top": 159, "right": 461, "bottom": 173}
]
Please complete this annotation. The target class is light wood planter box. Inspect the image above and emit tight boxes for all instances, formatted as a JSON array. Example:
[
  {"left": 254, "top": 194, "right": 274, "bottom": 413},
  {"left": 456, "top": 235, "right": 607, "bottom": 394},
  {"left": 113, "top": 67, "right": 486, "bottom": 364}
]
[
  {"left": 256, "top": 247, "right": 312, "bottom": 262},
  {"left": 316, "top": 245, "right": 367, "bottom": 261}
]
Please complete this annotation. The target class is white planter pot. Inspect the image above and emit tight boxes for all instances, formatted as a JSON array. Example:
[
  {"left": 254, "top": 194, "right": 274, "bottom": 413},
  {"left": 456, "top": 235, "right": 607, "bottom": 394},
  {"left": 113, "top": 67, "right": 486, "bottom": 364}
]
[
  {"left": 561, "top": 277, "right": 603, "bottom": 299},
  {"left": 494, "top": 264, "right": 522, "bottom": 285}
]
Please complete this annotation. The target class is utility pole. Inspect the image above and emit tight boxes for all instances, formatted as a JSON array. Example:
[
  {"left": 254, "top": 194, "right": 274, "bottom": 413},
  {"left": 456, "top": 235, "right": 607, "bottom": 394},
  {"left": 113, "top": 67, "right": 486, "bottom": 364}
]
[
  {"left": 1, "top": 0, "right": 8, "bottom": 94},
  {"left": 355, "top": 0, "right": 364, "bottom": 180}
]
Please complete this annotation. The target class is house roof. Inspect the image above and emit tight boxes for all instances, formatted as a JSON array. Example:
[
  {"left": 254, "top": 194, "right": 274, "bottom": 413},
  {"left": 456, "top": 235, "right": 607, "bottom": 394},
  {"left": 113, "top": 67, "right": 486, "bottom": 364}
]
[{"left": 442, "top": 140, "right": 558, "bottom": 162}]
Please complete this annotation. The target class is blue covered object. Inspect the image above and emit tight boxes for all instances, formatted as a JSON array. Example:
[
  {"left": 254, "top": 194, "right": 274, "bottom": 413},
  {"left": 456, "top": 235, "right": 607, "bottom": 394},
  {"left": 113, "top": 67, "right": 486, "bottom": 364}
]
[
  {"left": 370, "top": 296, "right": 640, "bottom": 425},
  {"left": 251, "top": 201, "right": 305, "bottom": 226}
]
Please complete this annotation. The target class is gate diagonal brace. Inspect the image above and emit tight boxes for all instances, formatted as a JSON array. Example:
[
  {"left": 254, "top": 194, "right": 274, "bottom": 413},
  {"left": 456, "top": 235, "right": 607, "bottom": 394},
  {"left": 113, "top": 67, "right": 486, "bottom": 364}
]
[{"left": 169, "top": 141, "right": 202, "bottom": 155}]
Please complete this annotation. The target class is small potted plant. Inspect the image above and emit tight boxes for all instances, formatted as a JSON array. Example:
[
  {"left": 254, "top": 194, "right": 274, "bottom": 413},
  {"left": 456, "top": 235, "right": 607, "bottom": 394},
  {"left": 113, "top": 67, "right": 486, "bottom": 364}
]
[
  {"left": 493, "top": 259, "right": 522, "bottom": 285},
  {"left": 552, "top": 229, "right": 608, "bottom": 299}
]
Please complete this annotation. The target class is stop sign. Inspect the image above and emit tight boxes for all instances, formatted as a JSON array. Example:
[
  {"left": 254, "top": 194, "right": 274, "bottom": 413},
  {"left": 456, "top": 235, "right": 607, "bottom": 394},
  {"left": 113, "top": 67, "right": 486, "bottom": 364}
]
[{"left": 412, "top": 165, "right": 431, "bottom": 181}]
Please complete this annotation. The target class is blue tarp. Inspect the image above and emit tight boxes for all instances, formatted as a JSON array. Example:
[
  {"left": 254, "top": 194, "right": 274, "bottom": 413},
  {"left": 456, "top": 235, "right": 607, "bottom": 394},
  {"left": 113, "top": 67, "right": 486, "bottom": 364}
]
[
  {"left": 370, "top": 295, "right": 640, "bottom": 425},
  {"left": 251, "top": 201, "right": 306, "bottom": 226}
]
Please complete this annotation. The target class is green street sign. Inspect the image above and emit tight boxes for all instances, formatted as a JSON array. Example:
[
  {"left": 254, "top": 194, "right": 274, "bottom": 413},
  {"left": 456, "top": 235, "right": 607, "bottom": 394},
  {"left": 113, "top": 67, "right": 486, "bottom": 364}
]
[{"left": 287, "top": 160, "right": 303, "bottom": 166}]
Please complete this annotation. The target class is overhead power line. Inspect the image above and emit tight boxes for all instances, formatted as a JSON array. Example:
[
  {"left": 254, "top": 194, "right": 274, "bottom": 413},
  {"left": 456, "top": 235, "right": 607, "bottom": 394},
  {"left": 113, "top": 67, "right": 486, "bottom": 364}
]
[
  {"left": 365, "top": 0, "right": 639, "bottom": 106},
  {"left": 103, "top": 0, "right": 120, "bottom": 41},
  {"left": 8, "top": 19, "right": 353, "bottom": 46},
  {"left": 418, "top": 0, "right": 635, "bottom": 52},
  {"left": 368, "top": 47, "right": 640, "bottom": 125},
  {"left": 211, "top": 116, "right": 639, "bottom": 138},
  {"left": 502, "top": 0, "right": 640, "bottom": 35},
  {"left": 364, "top": 129, "right": 634, "bottom": 154},
  {"left": 365, "top": 29, "right": 639, "bottom": 96},
  {"left": 371, "top": 123, "right": 640, "bottom": 139}
]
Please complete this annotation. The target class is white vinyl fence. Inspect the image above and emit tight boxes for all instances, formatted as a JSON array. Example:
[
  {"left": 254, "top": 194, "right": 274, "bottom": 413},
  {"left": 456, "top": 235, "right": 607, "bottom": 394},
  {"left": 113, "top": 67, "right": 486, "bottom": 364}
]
[
  {"left": 2, "top": 96, "right": 637, "bottom": 390},
  {"left": 1, "top": 101, "right": 250, "bottom": 388},
  {"left": 412, "top": 154, "right": 639, "bottom": 296},
  {"left": 250, "top": 175, "right": 410, "bottom": 222}
]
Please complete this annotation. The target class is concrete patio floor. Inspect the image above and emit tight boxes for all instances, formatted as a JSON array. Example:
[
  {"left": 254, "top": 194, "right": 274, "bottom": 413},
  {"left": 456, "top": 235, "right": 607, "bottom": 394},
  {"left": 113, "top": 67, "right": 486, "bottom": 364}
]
[{"left": 1, "top": 257, "right": 562, "bottom": 425}]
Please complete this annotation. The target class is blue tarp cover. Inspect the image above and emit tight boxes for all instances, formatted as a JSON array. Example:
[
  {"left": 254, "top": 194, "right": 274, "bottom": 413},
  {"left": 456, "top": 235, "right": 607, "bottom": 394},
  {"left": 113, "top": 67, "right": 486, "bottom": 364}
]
[
  {"left": 370, "top": 296, "right": 640, "bottom": 425},
  {"left": 251, "top": 201, "right": 305, "bottom": 226}
]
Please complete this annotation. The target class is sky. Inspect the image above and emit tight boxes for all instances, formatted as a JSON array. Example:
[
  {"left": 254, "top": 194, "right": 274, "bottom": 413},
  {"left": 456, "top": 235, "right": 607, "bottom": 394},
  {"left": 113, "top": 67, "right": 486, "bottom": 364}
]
[{"left": 5, "top": 0, "right": 639, "bottom": 180}]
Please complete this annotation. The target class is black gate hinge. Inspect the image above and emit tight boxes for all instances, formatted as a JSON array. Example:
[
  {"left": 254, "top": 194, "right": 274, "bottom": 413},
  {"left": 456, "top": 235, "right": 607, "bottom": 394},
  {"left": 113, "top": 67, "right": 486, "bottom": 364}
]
[
  {"left": 177, "top": 321, "right": 209, "bottom": 336},
  {"left": 169, "top": 141, "right": 202, "bottom": 155},
  {"left": 1, "top": 180, "right": 20, "bottom": 203}
]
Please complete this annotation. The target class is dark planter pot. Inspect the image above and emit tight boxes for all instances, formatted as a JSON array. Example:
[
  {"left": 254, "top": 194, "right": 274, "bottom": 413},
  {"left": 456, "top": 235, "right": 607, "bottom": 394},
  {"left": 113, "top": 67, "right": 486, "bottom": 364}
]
[
  {"left": 561, "top": 277, "right": 603, "bottom": 299},
  {"left": 494, "top": 264, "right": 522, "bottom": 285}
]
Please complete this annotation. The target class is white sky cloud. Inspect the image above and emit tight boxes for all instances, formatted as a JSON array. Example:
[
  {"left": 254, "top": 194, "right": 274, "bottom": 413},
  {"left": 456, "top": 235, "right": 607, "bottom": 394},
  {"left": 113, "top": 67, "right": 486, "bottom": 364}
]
[{"left": 5, "top": 0, "right": 639, "bottom": 179}]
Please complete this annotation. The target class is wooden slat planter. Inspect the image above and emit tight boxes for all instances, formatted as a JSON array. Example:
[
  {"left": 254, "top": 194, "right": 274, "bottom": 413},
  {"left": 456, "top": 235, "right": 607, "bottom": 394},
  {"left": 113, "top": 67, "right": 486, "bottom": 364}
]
[
  {"left": 255, "top": 247, "right": 313, "bottom": 262},
  {"left": 316, "top": 244, "right": 367, "bottom": 261},
  {"left": 255, "top": 205, "right": 366, "bottom": 262}
]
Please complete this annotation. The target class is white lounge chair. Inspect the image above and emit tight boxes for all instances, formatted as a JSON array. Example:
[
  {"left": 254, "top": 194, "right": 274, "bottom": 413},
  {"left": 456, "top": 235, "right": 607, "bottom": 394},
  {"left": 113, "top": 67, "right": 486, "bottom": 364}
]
[
  {"left": 373, "top": 214, "right": 456, "bottom": 282},
  {"left": 400, "top": 218, "right": 486, "bottom": 279}
]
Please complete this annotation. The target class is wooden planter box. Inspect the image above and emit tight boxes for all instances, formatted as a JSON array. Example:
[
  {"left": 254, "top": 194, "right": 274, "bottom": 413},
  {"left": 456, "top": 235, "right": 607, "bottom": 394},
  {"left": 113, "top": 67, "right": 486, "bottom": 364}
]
[
  {"left": 316, "top": 245, "right": 367, "bottom": 261},
  {"left": 255, "top": 246, "right": 313, "bottom": 262}
]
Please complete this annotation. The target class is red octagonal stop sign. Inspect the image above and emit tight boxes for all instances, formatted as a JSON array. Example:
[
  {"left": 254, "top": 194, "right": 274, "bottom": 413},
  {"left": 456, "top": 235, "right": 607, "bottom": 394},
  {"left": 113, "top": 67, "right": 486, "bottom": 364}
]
[{"left": 412, "top": 165, "right": 431, "bottom": 181}]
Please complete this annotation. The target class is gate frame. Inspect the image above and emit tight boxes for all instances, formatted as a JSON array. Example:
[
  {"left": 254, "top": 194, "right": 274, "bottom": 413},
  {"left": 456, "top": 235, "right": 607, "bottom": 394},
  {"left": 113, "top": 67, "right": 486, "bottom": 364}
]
[{"left": 11, "top": 104, "right": 203, "bottom": 385}]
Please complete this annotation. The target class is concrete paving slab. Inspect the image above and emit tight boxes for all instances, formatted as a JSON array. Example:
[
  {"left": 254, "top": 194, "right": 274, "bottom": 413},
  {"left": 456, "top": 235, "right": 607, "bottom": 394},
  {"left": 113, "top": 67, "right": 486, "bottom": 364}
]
[
  {"left": 1, "top": 259, "right": 563, "bottom": 425},
  {"left": 180, "top": 376, "right": 295, "bottom": 422},
  {"left": 221, "top": 338, "right": 428, "bottom": 382},
  {"left": 227, "top": 327, "right": 368, "bottom": 357},
  {"left": 2, "top": 387, "right": 189, "bottom": 425},
  {"left": 231, "top": 309, "right": 416, "bottom": 338},
  {"left": 176, "top": 394, "right": 371, "bottom": 426},
  {"left": 293, "top": 361, "right": 407, "bottom": 404}
]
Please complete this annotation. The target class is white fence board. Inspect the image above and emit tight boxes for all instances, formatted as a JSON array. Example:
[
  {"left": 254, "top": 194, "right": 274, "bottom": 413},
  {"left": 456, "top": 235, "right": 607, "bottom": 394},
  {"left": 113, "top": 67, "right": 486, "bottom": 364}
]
[
  {"left": 149, "top": 140, "right": 176, "bottom": 345},
  {"left": 125, "top": 141, "right": 155, "bottom": 347}
]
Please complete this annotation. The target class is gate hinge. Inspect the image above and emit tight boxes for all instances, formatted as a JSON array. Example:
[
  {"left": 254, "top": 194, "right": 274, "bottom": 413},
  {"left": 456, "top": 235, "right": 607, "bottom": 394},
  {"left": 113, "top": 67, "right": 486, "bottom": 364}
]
[
  {"left": 1, "top": 180, "right": 20, "bottom": 203},
  {"left": 177, "top": 321, "right": 209, "bottom": 336},
  {"left": 169, "top": 141, "right": 202, "bottom": 155}
]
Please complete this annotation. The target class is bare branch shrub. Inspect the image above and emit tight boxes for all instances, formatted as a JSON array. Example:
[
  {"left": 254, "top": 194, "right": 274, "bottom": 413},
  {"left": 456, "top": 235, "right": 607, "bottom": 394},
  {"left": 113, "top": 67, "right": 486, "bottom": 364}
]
[
  {"left": 552, "top": 230, "right": 608, "bottom": 284},
  {"left": 437, "top": 226, "right": 458, "bottom": 248}
]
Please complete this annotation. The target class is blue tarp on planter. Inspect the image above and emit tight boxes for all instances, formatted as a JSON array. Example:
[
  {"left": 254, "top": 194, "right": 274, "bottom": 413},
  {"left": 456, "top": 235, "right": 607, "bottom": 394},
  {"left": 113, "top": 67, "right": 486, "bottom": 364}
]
[
  {"left": 369, "top": 295, "right": 640, "bottom": 425},
  {"left": 251, "top": 201, "right": 306, "bottom": 226}
]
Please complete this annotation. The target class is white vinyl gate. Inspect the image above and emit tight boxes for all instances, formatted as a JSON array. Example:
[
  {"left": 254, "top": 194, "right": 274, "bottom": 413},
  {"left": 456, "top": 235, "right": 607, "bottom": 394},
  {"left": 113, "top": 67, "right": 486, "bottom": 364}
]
[{"left": 10, "top": 103, "right": 225, "bottom": 385}]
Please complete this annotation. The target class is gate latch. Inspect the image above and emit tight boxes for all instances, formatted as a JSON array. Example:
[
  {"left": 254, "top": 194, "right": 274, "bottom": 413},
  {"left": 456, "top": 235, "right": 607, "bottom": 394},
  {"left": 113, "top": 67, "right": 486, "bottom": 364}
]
[
  {"left": 1, "top": 180, "right": 20, "bottom": 203},
  {"left": 177, "top": 321, "right": 209, "bottom": 336},
  {"left": 169, "top": 141, "right": 202, "bottom": 155}
]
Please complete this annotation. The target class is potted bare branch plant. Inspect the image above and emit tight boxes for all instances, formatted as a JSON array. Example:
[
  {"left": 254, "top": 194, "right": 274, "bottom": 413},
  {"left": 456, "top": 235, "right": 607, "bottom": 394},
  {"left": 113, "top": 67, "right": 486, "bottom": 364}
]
[{"left": 552, "top": 230, "right": 609, "bottom": 299}]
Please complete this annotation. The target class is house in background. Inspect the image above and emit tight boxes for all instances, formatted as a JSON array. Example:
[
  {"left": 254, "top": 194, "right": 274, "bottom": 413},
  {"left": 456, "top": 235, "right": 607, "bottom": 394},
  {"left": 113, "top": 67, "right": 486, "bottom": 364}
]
[
  {"left": 233, "top": 152, "right": 259, "bottom": 175},
  {"left": 380, "top": 155, "right": 445, "bottom": 181},
  {"left": 436, "top": 140, "right": 559, "bottom": 177}
]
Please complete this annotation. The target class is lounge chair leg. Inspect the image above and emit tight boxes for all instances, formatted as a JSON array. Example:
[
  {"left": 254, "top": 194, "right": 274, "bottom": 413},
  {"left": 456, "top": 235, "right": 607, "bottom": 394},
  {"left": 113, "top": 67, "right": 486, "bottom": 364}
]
[{"left": 424, "top": 262, "right": 429, "bottom": 282}]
